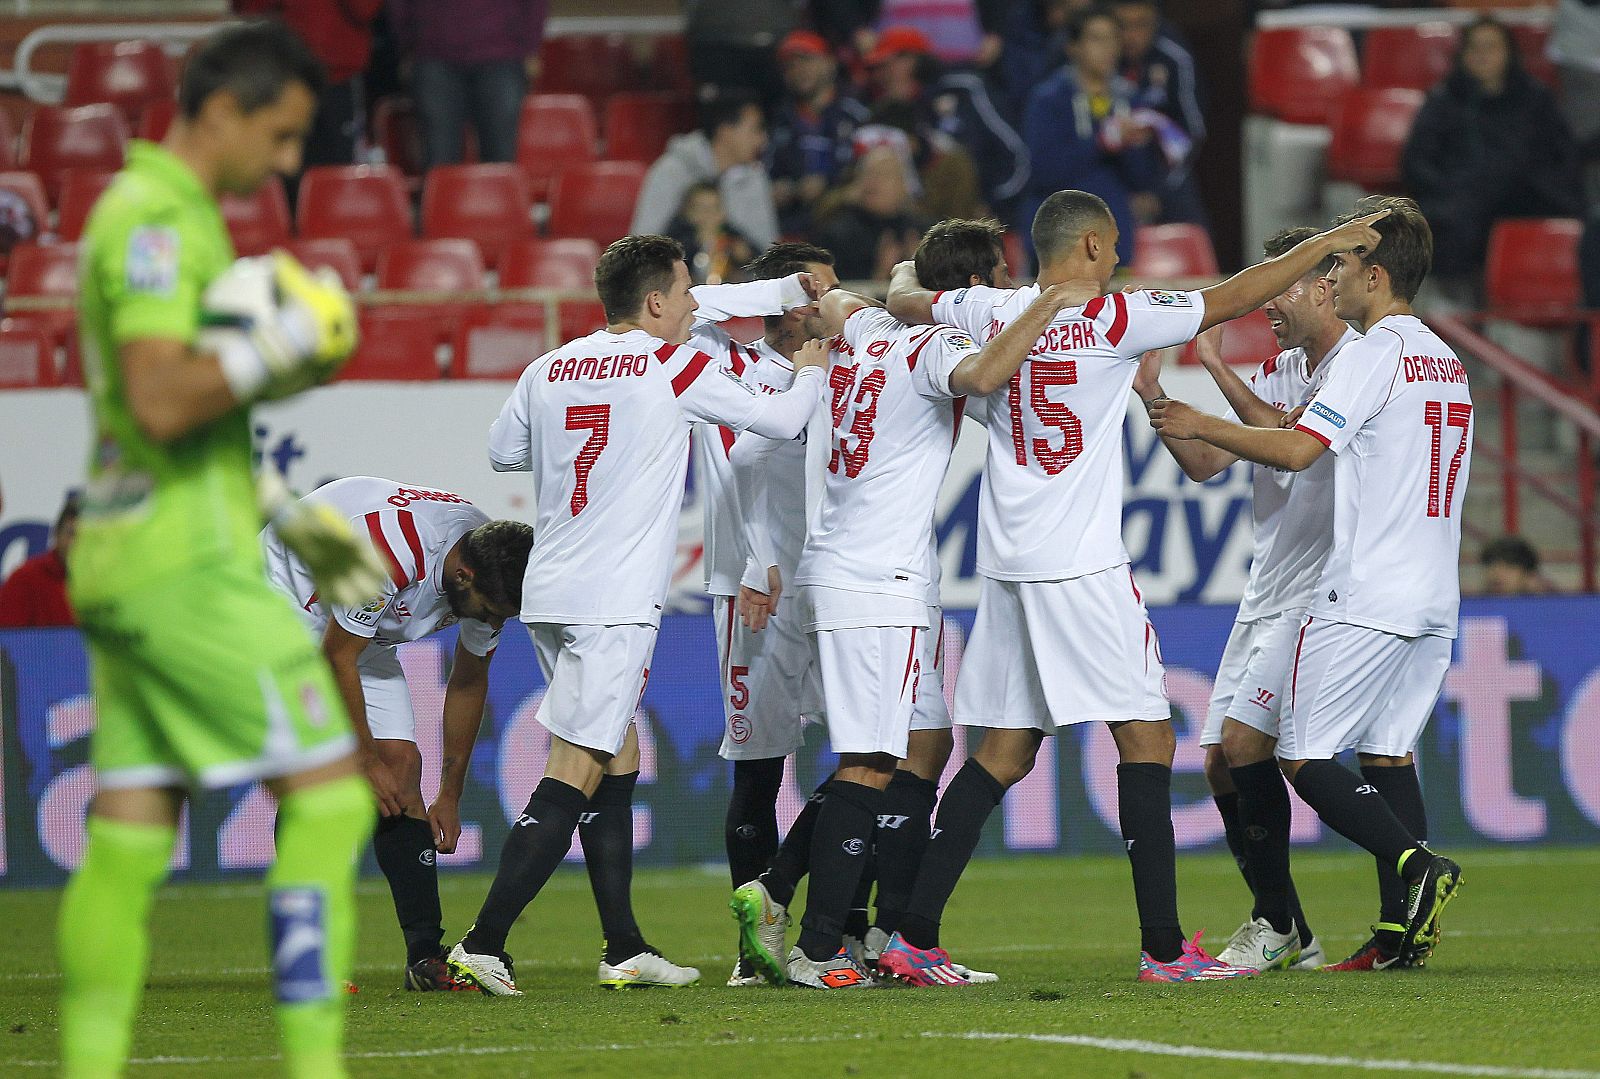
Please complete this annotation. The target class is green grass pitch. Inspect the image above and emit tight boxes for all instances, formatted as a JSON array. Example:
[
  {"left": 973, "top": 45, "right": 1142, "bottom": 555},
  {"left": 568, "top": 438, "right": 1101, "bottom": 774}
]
[{"left": 4, "top": 848, "right": 1598, "bottom": 1077}]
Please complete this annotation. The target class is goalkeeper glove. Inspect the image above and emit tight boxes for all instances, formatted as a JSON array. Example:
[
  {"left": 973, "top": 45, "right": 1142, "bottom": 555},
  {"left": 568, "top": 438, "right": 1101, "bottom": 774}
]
[
  {"left": 257, "top": 470, "right": 389, "bottom": 609},
  {"left": 203, "top": 251, "right": 359, "bottom": 403}
]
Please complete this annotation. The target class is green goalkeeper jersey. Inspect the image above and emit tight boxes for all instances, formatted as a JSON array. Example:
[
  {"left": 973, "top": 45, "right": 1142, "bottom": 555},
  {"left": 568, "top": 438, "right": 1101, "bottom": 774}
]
[{"left": 70, "top": 140, "right": 256, "bottom": 604}]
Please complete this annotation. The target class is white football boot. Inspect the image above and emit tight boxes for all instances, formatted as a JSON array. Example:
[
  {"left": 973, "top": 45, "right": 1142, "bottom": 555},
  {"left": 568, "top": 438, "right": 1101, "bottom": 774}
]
[
  {"left": 1289, "top": 935, "right": 1327, "bottom": 970},
  {"left": 598, "top": 949, "right": 700, "bottom": 989},
  {"left": 730, "top": 879, "right": 790, "bottom": 985},
  {"left": 1215, "top": 916, "right": 1300, "bottom": 971},
  {"left": 447, "top": 940, "right": 522, "bottom": 996},
  {"left": 786, "top": 945, "right": 873, "bottom": 989}
]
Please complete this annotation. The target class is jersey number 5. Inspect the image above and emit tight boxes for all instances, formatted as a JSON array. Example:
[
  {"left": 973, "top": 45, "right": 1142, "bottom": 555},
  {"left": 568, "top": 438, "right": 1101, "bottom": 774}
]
[
  {"left": 1423, "top": 400, "right": 1471, "bottom": 519},
  {"left": 1009, "top": 360, "right": 1083, "bottom": 475},
  {"left": 565, "top": 404, "right": 611, "bottom": 515}
]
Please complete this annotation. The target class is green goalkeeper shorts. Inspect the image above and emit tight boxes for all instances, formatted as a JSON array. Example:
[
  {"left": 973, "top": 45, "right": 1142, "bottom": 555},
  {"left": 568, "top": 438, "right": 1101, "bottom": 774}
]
[{"left": 77, "top": 559, "right": 355, "bottom": 790}]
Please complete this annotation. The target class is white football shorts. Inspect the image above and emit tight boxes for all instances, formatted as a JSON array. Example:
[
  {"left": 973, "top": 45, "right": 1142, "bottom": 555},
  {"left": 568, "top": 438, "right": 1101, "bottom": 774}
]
[
  {"left": 955, "top": 565, "right": 1169, "bottom": 731},
  {"left": 1276, "top": 616, "right": 1453, "bottom": 761},
  {"left": 909, "top": 607, "right": 951, "bottom": 733},
  {"left": 812, "top": 622, "right": 923, "bottom": 758},
  {"left": 354, "top": 646, "right": 417, "bottom": 743},
  {"left": 527, "top": 621, "right": 657, "bottom": 756},
  {"left": 1200, "top": 608, "right": 1307, "bottom": 746},
  {"left": 713, "top": 594, "right": 823, "bottom": 761}
]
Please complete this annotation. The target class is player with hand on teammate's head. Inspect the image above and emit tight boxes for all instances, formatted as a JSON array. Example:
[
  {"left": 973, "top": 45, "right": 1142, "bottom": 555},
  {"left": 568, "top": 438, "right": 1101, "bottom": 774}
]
[
  {"left": 59, "top": 20, "right": 374, "bottom": 1079},
  {"left": 881, "top": 189, "right": 1386, "bottom": 985},
  {"left": 1149, "top": 196, "right": 1468, "bottom": 970},
  {"left": 263, "top": 479, "right": 533, "bottom": 993},
  {"left": 449, "top": 235, "right": 828, "bottom": 995}
]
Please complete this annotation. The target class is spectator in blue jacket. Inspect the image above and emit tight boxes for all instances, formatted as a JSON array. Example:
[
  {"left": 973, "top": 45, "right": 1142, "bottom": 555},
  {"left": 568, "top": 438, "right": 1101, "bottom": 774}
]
[
  {"left": 1112, "top": 0, "right": 1205, "bottom": 224},
  {"left": 767, "top": 31, "right": 872, "bottom": 236},
  {"left": 1019, "top": 6, "right": 1161, "bottom": 266}
]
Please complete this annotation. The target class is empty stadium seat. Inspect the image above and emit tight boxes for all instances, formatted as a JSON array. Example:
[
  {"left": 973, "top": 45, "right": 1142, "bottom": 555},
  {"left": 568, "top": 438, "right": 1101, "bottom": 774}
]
[
  {"left": 137, "top": 98, "right": 176, "bottom": 142},
  {"left": 20, "top": 104, "right": 129, "bottom": 201},
  {"left": 1484, "top": 217, "right": 1583, "bottom": 324},
  {"left": 55, "top": 169, "right": 115, "bottom": 241},
  {"left": 376, "top": 238, "right": 486, "bottom": 343},
  {"left": 64, "top": 41, "right": 175, "bottom": 121},
  {"left": 220, "top": 175, "right": 291, "bottom": 256},
  {"left": 283, "top": 237, "right": 363, "bottom": 291},
  {"left": 548, "top": 161, "right": 645, "bottom": 247},
  {"left": 5, "top": 242, "right": 80, "bottom": 348},
  {"left": 1180, "top": 308, "right": 1279, "bottom": 366},
  {"left": 1326, "top": 88, "right": 1424, "bottom": 190},
  {"left": 1361, "top": 23, "right": 1458, "bottom": 92},
  {"left": 1132, "top": 224, "right": 1218, "bottom": 278},
  {"left": 516, "top": 95, "right": 598, "bottom": 202},
  {"left": 497, "top": 237, "right": 601, "bottom": 290},
  {"left": 0, "top": 323, "right": 56, "bottom": 387},
  {"left": 604, "top": 93, "right": 695, "bottom": 163},
  {"left": 342, "top": 307, "right": 443, "bottom": 380},
  {"left": 1247, "top": 27, "right": 1359, "bottom": 125},
  {"left": 451, "top": 304, "right": 550, "bottom": 378},
  {"left": 536, "top": 35, "right": 641, "bottom": 109},
  {"left": 421, "top": 164, "right": 532, "bottom": 264},
  {"left": 296, "top": 165, "right": 412, "bottom": 272}
]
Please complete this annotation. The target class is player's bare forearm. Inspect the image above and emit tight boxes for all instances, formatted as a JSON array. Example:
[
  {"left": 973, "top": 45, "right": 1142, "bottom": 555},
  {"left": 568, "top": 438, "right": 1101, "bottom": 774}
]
[
  {"left": 120, "top": 338, "right": 241, "bottom": 442},
  {"left": 320, "top": 623, "right": 377, "bottom": 746},
  {"left": 1197, "top": 332, "right": 1286, "bottom": 429},
  {"left": 1198, "top": 209, "right": 1388, "bottom": 331},
  {"left": 437, "top": 642, "right": 490, "bottom": 801},
  {"left": 950, "top": 284, "right": 1070, "bottom": 396},
  {"left": 1149, "top": 400, "right": 1325, "bottom": 472},
  {"left": 885, "top": 260, "right": 936, "bottom": 325}
]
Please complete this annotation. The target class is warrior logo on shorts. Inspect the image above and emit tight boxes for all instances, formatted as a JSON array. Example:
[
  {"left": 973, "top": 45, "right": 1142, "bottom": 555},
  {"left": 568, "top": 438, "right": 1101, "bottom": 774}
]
[
  {"left": 729, "top": 714, "right": 751, "bottom": 744},
  {"left": 1250, "top": 687, "right": 1275, "bottom": 710}
]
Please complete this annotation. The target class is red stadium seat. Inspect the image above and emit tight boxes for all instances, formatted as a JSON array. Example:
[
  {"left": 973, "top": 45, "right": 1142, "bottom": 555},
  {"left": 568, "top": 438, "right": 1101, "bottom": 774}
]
[
  {"left": 421, "top": 164, "right": 532, "bottom": 264},
  {"left": 0, "top": 109, "right": 17, "bottom": 170},
  {"left": 497, "top": 237, "right": 600, "bottom": 290},
  {"left": 55, "top": 169, "right": 116, "bottom": 241},
  {"left": 0, "top": 323, "right": 56, "bottom": 387},
  {"left": 548, "top": 161, "right": 644, "bottom": 247},
  {"left": 220, "top": 175, "right": 291, "bottom": 256},
  {"left": 1361, "top": 23, "right": 1458, "bottom": 92},
  {"left": 64, "top": 41, "right": 175, "bottom": 121},
  {"left": 376, "top": 238, "right": 486, "bottom": 342},
  {"left": 296, "top": 165, "right": 412, "bottom": 272},
  {"left": 536, "top": 35, "right": 641, "bottom": 110},
  {"left": 1132, "top": 224, "right": 1218, "bottom": 278},
  {"left": 1247, "top": 27, "right": 1359, "bottom": 125},
  {"left": 1484, "top": 217, "right": 1582, "bottom": 324},
  {"left": 0, "top": 170, "right": 51, "bottom": 244},
  {"left": 1326, "top": 88, "right": 1424, "bottom": 189},
  {"left": 1180, "top": 308, "right": 1278, "bottom": 366},
  {"left": 283, "top": 237, "right": 363, "bottom": 291},
  {"left": 516, "top": 94, "right": 598, "bottom": 202},
  {"left": 604, "top": 93, "right": 695, "bottom": 163},
  {"left": 451, "top": 304, "right": 550, "bottom": 378},
  {"left": 342, "top": 307, "right": 443, "bottom": 380},
  {"left": 1510, "top": 23, "right": 1556, "bottom": 88},
  {"left": 137, "top": 98, "right": 176, "bottom": 142},
  {"left": 5, "top": 242, "right": 80, "bottom": 349},
  {"left": 20, "top": 104, "right": 129, "bottom": 201}
]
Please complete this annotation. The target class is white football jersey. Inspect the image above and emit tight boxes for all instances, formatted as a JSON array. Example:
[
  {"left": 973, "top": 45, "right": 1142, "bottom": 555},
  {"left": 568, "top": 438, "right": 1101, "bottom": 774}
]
[
  {"left": 794, "top": 306, "right": 977, "bottom": 603},
  {"left": 932, "top": 285, "right": 1206, "bottom": 581},
  {"left": 1233, "top": 326, "right": 1360, "bottom": 622},
  {"left": 489, "top": 327, "right": 823, "bottom": 626},
  {"left": 1294, "top": 314, "right": 1472, "bottom": 638},
  {"left": 262, "top": 476, "right": 499, "bottom": 655}
]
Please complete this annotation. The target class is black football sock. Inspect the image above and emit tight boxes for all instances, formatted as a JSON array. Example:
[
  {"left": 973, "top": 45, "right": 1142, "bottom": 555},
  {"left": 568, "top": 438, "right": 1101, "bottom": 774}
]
[
  {"left": 872, "top": 769, "right": 936, "bottom": 936},
  {"left": 1362, "top": 763, "right": 1429, "bottom": 926},
  {"left": 579, "top": 771, "right": 650, "bottom": 964},
  {"left": 1213, "top": 791, "right": 1256, "bottom": 898},
  {"left": 1288, "top": 879, "right": 1315, "bottom": 948},
  {"left": 844, "top": 847, "right": 875, "bottom": 941},
  {"left": 463, "top": 777, "right": 587, "bottom": 957},
  {"left": 1292, "top": 760, "right": 1425, "bottom": 880},
  {"left": 760, "top": 781, "right": 827, "bottom": 908},
  {"left": 373, "top": 813, "right": 444, "bottom": 965},
  {"left": 1231, "top": 760, "right": 1298, "bottom": 935},
  {"left": 726, "top": 757, "right": 784, "bottom": 888},
  {"left": 898, "top": 759, "right": 1005, "bottom": 951},
  {"left": 1119, "top": 763, "right": 1184, "bottom": 962},
  {"left": 795, "top": 780, "right": 881, "bottom": 962}
]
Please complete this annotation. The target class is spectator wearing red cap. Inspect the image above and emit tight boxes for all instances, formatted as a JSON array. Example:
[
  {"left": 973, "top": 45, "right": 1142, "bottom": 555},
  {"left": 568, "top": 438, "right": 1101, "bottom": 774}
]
[
  {"left": 768, "top": 31, "right": 872, "bottom": 235},
  {"left": 0, "top": 493, "right": 77, "bottom": 629}
]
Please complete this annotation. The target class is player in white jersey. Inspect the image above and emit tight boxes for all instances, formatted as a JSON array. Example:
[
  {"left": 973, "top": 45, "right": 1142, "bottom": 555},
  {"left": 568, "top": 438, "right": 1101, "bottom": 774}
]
[
  {"left": 449, "top": 235, "right": 827, "bottom": 995},
  {"left": 1133, "top": 226, "right": 1359, "bottom": 973},
  {"left": 879, "top": 189, "right": 1388, "bottom": 985},
  {"left": 723, "top": 267, "right": 1072, "bottom": 990},
  {"left": 262, "top": 476, "right": 533, "bottom": 991},
  {"left": 1151, "top": 196, "right": 1467, "bottom": 969}
]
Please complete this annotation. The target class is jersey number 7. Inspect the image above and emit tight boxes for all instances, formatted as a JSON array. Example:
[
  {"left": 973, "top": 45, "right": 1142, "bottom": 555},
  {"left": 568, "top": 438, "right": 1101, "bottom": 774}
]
[{"left": 565, "top": 404, "right": 611, "bottom": 515}]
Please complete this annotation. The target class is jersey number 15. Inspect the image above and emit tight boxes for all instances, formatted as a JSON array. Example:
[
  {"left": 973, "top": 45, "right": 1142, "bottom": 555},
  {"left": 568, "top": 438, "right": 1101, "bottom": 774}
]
[{"left": 1009, "top": 360, "right": 1084, "bottom": 475}]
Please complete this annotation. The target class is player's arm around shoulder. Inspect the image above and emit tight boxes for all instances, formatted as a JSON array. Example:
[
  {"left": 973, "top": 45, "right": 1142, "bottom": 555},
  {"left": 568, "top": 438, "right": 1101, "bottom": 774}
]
[
  {"left": 947, "top": 283, "right": 1074, "bottom": 397},
  {"left": 886, "top": 260, "right": 938, "bottom": 325}
]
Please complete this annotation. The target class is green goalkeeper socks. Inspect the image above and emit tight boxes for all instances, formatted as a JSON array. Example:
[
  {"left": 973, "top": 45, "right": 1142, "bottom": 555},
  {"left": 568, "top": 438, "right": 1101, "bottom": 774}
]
[
  {"left": 58, "top": 816, "right": 177, "bottom": 1078},
  {"left": 267, "top": 774, "right": 374, "bottom": 1079}
]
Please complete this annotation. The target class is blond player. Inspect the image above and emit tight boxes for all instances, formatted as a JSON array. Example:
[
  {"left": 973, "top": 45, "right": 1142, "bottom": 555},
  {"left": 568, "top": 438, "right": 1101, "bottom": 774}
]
[
  {"left": 1151, "top": 196, "right": 1467, "bottom": 969},
  {"left": 450, "top": 234, "right": 826, "bottom": 994}
]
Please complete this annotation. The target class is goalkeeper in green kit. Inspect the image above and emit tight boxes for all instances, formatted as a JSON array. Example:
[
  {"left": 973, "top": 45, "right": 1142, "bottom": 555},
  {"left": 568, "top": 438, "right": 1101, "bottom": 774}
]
[{"left": 60, "top": 22, "right": 388, "bottom": 1079}]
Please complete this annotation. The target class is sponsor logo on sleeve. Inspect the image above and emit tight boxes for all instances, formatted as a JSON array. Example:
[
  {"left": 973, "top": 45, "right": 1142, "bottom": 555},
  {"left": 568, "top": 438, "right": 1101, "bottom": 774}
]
[
  {"left": 952, "top": 288, "right": 968, "bottom": 304},
  {"left": 721, "top": 365, "right": 758, "bottom": 393},
  {"left": 1308, "top": 401, "right": 1347, "bottom": 429},
  {"left": 1143, "top": 289, "right": 1192, "bottom": 307},
  {"left": 126, "top": 226, "right": 179, "bottom": 295}
]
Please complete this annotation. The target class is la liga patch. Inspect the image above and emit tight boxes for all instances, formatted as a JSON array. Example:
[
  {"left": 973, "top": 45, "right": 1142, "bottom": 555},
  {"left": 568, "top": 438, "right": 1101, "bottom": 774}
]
[
  {"left": 1143, "top": 289, "right": 1191, "bottom": 307},
  {"left": 125, "top": 226, "right": 179, "bottom": 295}
]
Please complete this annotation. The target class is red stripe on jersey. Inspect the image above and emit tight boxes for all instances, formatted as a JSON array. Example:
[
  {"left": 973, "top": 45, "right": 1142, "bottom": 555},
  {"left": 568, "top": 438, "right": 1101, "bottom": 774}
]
[
  {"left": 728, "top": 340, "right": 745, "bottom": 376},
  {"left": 1083, "top": 296, "right": 1106, "bottom": 321},
  {"left": 1106, "top": 291, "right": 1129, "bottom": 347},
  {"left": 1127, "top": 566, "right": 1142, "bottom": 604},
  {"left": 671, "top": 349, "right": 714, "bottom": 396},
  {"left": 396, "top": 510, "right": 425, "bottom": 585},
  {"left": 719, "top": 425, "right": 736, "bottom": 455},
  {"left": 653, "top": 343, "right": 676, "bottom": 364},
  {"left": 1262, "top": 354, "right": 1279, "bottom": 377},
  {"left": 363, "top": 511, "right": 408, "bottom": 589},
  {"left": 905, "top": 327, "right": 940, "bottom": 371},
  {"left": 933, "top": 617, "right": 945, "bottom": 672},
  {"left": 1294, "top": 423, "right": 1333, "bottom": 448},
  {"left": 933, "top": 290, "right": 946, "bottom": 304},
  {"left": 951, "top": 396, "right": 966, "bottom": 447}
]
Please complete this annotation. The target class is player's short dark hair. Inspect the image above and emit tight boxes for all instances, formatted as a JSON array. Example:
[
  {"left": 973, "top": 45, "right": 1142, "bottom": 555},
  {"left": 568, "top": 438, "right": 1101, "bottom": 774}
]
[
  {"left": 1032, "top": 189, "right": 1113, "bottom": 265},
  {"left": 699, "top": 87, "right": 761, "bottom": 140},
  {"left": 594, "top": 234, "right": 685, "bottom": 323},
  {"left": 1067, "top": 5, "right": 1119, "bottom": 43},
  {"left": 1481, "top": 535, "right": 1539, "bottom": 573},
  {"left": 1333, "top": 195, "right": 1432, "bottom": 303},
  {"left": 914, "top": 218, "right": 1006, "bottom": 291},
  {"left": 745, "top": 241, "right": 833, "bottom": 282},
  {"left": 460, "top": 520, "right": 535, "bottom": 610},
  {"left": 1264, "top": 226, "right": 1336, "bottom": 278},
  {"left": 179, "top": 20, "right": 325, "bottom": 120}
]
